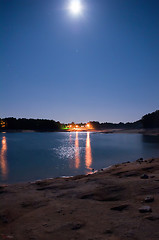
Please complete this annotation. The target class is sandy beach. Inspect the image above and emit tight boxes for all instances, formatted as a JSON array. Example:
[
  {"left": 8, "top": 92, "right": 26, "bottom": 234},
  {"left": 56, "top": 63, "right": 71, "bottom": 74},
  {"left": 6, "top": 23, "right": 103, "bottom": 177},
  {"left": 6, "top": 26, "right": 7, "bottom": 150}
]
[{"left": 0, "top": 158, "right": 159, "bottom": 240}]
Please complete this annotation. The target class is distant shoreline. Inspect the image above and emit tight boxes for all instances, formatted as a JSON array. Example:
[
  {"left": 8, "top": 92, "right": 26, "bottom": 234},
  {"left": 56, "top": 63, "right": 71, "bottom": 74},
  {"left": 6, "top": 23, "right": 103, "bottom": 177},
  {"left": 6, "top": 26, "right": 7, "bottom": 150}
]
[
  {"left": 97, "top": 128, "right": 159, "bottom": 136},
  {"left": 0, "top": 128, "right": 159, "bottom": 135}
]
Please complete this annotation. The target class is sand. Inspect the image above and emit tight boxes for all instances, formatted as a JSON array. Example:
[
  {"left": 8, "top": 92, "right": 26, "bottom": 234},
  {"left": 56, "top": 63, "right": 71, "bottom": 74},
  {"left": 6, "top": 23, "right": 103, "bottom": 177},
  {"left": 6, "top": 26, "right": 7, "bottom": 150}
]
[{"left": 0, "top": 158, "right": 159, "bottom": 240}]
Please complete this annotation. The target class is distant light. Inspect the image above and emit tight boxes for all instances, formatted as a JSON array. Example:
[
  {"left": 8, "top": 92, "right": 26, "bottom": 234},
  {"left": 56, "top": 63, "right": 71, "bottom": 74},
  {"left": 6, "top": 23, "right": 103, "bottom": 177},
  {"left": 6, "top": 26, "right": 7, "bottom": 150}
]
[
  {"left": 87, "top": 124, "right": 90, "bottom": 127},
  {"left": 76, "top": 125, "right": 78, "bottom": 128},
  {"left": 68, "top": 0, "right": 83, "bottom": 16}
]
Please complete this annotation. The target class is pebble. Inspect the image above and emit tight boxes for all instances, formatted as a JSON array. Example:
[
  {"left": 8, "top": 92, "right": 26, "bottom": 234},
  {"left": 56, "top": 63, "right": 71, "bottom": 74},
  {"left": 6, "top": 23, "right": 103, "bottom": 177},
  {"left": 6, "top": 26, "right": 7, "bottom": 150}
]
[
  {"left": 136, "top": 158, "right": 144, "bottom": 163},
  {"left": 140, "top": 174, "right": 149, "bottom": 179},
  {"left": 148, "top": 158, "right": 154, "bottom": 163},
  {"left": 42, "top": 223, "right": 48, "bottom": 227},
  {"left": 139, "top": 206, "right": 152, "bottom": 213},
  {"left": 122, "top": 161, "right": 130, "bottom": 164},
  {"left": 145, "top": 196, "right": 154, "bottom": 203},
  {"left": 71, "top": 223, "right": 84, "bottom": 230},
  {"left": 104, "top": 229, "right": 113, "bottom": 234}
]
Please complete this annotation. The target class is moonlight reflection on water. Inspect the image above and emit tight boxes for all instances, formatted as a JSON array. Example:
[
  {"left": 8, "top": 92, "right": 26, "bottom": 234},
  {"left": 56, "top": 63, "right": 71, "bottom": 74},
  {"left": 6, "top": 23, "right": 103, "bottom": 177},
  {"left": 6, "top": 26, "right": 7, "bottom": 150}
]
[
  {"left": 0, "top": 132, "right": 159, "bottom": 184},
  {"left": 53, "top": 132, "right": 92, "bottom": 171},
  {"left": 75, "top": 132, "right": 80, "bottom": 169}
]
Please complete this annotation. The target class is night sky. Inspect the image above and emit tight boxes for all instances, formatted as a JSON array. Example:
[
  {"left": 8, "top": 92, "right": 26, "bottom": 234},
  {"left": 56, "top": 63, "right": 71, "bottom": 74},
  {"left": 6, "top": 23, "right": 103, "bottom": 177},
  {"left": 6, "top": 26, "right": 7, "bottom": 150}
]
[{"left": 1, "top": 0, "right": 159, "bottom": 123}]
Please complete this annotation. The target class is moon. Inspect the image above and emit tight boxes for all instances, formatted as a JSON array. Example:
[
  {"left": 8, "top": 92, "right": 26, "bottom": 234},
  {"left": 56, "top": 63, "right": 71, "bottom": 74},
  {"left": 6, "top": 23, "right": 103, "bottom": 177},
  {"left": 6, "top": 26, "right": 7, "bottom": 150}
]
[{"left": 68, "top": 0, "right": 83, "bottom": 16}]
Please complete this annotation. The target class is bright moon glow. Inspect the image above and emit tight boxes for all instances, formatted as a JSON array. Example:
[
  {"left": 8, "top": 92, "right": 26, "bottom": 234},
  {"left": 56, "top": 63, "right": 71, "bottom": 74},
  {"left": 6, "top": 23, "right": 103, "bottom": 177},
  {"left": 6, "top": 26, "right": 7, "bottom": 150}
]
[{"left": 69, "top": 0, "right": 83, "bottom": 16}]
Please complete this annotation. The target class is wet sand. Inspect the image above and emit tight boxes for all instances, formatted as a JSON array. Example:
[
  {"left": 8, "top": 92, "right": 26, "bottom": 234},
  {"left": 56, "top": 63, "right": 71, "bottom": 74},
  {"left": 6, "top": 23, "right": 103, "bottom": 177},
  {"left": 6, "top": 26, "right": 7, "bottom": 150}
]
[{"left": 0, "top": 158, "right": 159, "bottom": 240}]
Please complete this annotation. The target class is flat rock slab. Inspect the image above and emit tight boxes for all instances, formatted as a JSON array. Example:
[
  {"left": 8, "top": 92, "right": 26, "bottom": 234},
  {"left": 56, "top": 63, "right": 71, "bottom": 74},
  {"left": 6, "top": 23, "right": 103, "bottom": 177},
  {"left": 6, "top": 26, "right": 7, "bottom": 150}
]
[
  {"left": 145, "top": 215, "right": 159, "bottom": 221},
  {"left": 110, "top": 204, "right": 129, "bottom": 211},
  {"left": 140, "top": 174, "right": 149, "bottom": 179},
  {"left": 139, "top": 206, "right": 152, "bottom": 213}
]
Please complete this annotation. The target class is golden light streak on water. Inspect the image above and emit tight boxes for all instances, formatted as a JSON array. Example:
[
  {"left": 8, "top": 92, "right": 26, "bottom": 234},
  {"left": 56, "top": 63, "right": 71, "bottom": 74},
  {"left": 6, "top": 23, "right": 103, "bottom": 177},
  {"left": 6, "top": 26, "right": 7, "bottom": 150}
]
[
  {"left": 85, "top": 132, "right": 92, "bottom": 172},
  {"left": 0, "top": 136, "right": 8, "bottom": 180},
  {"left": 75, "top": 132, "right": 80, "bottom": 169}
]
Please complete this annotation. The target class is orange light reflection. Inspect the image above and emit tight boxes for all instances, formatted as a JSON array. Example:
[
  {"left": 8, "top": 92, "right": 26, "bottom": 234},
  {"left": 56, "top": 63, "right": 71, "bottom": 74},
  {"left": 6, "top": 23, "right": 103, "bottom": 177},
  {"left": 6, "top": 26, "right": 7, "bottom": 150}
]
[
  {"left": 85, "top": 132, "right": 92, "bottom": 173},
  {"left": 75, "top": 132, "right": 80, "bottom": 169},
  {"left": 0, "top": 136, "right": 8, "bottom": 180}
]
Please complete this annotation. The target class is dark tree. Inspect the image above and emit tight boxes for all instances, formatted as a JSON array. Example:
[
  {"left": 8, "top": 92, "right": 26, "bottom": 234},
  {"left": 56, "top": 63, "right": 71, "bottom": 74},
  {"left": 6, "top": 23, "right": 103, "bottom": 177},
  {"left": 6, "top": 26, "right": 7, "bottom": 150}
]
[
  {"left": 142, "top": 110, "right": 159, "bottom": 128},
  {"left": 2, "top": 118, "right": 61, "bottom": 131}
]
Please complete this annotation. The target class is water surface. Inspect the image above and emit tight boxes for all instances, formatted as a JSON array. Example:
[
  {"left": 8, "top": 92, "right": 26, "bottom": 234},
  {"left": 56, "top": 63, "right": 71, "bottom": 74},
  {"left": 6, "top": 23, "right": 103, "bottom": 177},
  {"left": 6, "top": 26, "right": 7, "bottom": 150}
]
[{"left": 0, "top": 132, "right": 159, "bottom": 184}]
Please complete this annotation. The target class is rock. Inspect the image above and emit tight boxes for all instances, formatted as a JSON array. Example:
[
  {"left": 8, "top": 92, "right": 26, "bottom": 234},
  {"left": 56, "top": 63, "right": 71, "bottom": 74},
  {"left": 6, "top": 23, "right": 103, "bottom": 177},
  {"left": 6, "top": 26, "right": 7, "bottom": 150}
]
[
  {"left": 122, "top": 161, "right": 130, "bottom": 164},
  {"left": 104, "top": 229, "right": 113, "bottom": 234},
  {"left": 136, "top": 158, "right": 144, "bottom": 163},
  {"left": 0, "top": 190, "right": 7, "bottom": 194},
  {"left": 0, "top": 215, "right": 9, "bottom": 223},
  {"left": 1, "top": 235, "right": 14, "bottom": 239},
  {"left": 111, "top": 204, "right": 129, "bottom": 211},
  {"left": 139, "top": 206, "right": 152, "bottom": 213},
  {"left": 145, "top": 196, "right": 154, "bottom": 203},
  {"left": 140, "top": 174, "right": 149, "bottom": 179},
  {"left": 0, "top": 186, "right": 7, "bottom": 194},
  {"left": 145, "top": 215, "right": 159, "bottom": 221},
  {"left": 71, "top": 223, "right": 84, "bottom": 230},
  {"left": 124, "top": 172, "right": 138, "bottom": 177},
  {"left": 148, "top": 158, "right": 154, "bottom": 163},
  {"left": 42, "top": 223, "right": 48, "bottom": 227}
]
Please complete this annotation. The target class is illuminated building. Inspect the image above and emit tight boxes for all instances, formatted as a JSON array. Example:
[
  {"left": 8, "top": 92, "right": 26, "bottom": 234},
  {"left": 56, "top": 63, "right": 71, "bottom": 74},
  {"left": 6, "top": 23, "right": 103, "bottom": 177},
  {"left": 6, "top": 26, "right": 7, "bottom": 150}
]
[
  {"left": 66, "top": 122, "right": 93, "bottom": 131},
  {"left": 0, "top": 120, "right": 6, "bottom": 128}
]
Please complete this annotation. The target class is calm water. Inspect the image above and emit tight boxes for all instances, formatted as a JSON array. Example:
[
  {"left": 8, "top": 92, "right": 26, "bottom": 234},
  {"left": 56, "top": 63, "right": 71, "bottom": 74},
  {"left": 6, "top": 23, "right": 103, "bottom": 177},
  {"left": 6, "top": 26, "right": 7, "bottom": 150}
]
[{"left": 0, "top": 132, "right": 159, "bottom": 184}]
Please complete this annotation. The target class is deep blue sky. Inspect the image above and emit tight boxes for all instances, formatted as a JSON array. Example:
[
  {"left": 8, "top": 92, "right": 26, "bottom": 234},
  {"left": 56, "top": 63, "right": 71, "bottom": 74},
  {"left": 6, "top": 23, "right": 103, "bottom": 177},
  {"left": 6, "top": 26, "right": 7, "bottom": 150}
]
[{"left": 1, "top": 0, "right": 159, "bottom": 123}]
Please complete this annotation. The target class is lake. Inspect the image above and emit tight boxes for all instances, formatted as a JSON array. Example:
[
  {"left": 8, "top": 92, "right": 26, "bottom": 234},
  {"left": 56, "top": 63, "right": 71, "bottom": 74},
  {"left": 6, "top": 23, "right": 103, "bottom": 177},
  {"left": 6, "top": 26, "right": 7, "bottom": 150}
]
[{"left": 0, "top": 132, "right": 159, "bottom": 184}]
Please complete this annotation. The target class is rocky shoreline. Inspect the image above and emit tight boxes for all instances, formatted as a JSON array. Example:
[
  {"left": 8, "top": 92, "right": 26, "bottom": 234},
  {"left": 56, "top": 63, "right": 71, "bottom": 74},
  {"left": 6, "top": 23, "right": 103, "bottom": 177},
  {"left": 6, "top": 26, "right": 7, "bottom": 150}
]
[{"left": 0, "top": 158, "right": 159, "bottom": 240}]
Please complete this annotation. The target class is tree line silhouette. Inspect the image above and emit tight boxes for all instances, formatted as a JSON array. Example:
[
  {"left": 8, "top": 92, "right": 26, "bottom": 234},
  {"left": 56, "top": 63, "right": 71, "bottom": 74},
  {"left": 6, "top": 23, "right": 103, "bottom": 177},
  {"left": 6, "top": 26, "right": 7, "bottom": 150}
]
[
  {"left": 0, "top": 118, "right": 60, "bottom": 131},
  {"left": 89, "top": 120, "right": 142, "bottom": 130},
  {"left": 142, "top": 110, "right": 159, "bottom": 128},
  {"left": 0, "top": 110, "right": 158, "bottom": 131}
]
